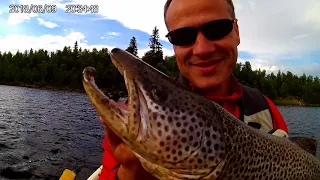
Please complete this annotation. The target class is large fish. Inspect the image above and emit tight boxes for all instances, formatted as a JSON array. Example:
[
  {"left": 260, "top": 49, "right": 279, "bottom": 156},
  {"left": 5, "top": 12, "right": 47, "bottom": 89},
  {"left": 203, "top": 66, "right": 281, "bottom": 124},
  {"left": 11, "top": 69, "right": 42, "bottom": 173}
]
[{"left": 82, "top": 48, "right": 320, "bottom": 180}]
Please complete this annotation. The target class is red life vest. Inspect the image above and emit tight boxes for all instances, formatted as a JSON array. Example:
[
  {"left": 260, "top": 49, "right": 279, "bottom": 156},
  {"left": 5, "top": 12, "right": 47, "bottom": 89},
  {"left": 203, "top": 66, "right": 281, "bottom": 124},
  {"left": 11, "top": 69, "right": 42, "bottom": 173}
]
[{"left": 176, "top": 73, "right": 289, "bottom": 137}]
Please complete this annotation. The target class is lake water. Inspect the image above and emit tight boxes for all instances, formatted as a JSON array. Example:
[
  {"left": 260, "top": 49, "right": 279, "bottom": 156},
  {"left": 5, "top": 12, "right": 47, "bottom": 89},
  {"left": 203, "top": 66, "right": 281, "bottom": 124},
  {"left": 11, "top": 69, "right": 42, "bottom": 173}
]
[{"left": 0, "top": 85, "right": 319, "bottom": 179}]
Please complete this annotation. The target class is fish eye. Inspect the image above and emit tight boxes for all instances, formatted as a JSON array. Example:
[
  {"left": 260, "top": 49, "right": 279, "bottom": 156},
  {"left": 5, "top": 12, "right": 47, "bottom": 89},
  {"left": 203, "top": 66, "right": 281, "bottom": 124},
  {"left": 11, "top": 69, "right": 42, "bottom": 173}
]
[{"left": 151, "top": 87, "right": 168, "bottom": 101}]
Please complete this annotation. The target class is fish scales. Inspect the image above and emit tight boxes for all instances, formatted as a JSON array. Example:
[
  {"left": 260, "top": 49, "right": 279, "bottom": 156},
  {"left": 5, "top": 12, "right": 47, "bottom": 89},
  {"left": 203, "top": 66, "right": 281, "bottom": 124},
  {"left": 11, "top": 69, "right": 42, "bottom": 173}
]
[{"left": 82, "top": 48, "right": 320, "bottom": 180}]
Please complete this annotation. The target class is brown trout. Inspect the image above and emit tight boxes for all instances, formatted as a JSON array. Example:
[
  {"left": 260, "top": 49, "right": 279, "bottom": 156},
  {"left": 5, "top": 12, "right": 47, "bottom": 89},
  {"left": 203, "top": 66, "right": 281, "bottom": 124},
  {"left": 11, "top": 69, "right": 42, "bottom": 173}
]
[{"left": 82, "top": 48, "right": 320, "bottom": 180}]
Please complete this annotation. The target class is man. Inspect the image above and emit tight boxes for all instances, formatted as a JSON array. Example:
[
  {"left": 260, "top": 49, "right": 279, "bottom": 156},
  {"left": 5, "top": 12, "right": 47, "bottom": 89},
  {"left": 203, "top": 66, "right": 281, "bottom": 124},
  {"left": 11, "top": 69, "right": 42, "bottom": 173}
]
[{"left": 98, "top": 0, "right": 289, "bottom": 179}]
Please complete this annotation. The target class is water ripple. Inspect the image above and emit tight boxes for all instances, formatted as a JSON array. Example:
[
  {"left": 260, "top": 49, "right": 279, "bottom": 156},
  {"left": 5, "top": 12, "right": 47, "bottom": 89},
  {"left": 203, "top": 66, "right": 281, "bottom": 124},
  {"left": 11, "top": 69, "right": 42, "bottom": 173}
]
[{"left": 0, "top": 85, "right": 103, "bottom": 179}]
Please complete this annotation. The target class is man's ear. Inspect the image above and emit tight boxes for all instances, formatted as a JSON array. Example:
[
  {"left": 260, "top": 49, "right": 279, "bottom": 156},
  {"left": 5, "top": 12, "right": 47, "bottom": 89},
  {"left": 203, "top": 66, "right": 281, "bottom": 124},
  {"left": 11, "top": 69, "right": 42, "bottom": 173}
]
[{"left": 234, "top": 19, "right": 240, "bottom": 45}]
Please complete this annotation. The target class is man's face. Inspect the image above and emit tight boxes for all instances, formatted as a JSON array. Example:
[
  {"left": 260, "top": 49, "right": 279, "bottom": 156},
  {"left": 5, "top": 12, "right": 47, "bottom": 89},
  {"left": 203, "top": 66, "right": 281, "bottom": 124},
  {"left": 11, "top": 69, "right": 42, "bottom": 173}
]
[{"left": 165, "top": 0, "right": 240, "bottom": 90}]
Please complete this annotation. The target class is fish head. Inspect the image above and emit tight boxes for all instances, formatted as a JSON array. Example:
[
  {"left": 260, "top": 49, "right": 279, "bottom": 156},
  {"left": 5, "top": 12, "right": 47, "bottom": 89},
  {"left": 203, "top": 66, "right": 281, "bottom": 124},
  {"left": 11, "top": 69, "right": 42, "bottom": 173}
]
[{"left": 83, "top": 48, "right": 227, "bottom": 179}]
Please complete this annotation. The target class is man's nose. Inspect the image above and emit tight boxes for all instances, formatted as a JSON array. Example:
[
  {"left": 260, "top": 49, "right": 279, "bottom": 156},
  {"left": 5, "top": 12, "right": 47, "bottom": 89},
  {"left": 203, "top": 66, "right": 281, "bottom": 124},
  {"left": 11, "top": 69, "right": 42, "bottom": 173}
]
[{"left": 192, "top": 32, "right": 216, "bottom": 59}]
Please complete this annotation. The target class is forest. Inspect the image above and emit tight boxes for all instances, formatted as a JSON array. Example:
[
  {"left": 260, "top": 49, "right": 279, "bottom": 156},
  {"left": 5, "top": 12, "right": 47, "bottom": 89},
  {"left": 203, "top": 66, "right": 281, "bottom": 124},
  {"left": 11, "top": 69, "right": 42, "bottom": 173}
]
[{"left": 0, "top": 27, "right": 319, "bottom": 106}]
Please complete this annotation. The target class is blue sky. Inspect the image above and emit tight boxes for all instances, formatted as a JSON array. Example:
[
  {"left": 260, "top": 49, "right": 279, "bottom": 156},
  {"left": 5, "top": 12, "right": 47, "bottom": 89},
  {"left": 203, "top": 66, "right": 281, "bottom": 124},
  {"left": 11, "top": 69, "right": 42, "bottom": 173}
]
[{"left": 0, "top": 0, "right": 319, "bottom": 77}]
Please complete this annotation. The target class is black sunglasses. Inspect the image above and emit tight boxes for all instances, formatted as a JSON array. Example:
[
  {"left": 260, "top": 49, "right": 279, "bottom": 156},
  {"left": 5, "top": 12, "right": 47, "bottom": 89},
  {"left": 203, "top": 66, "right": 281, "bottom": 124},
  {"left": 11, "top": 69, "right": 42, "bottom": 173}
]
[{"left": 165, "top": 19, "right": 235, "bottom": 46}]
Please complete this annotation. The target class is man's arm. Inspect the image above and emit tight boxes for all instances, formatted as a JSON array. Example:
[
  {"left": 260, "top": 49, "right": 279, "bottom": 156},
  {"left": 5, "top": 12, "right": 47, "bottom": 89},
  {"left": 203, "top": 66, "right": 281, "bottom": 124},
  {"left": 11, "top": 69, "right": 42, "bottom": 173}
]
[
  {"left": 98, "top": 137, "right": 120, "bottom": 180},
  {"left": 264, "top": 96, "right": 289, "bottom": 136}
]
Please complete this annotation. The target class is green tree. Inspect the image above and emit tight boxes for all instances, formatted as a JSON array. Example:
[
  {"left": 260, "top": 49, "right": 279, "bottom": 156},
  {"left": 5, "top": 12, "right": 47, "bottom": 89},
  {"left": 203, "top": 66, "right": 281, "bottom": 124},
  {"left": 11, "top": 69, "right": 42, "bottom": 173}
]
[
  {"left": 142, "top": 26, "right": 163, "bottom": 67},
  {"left": 126, "top": 36, "right": 138, "bottom": 57}
]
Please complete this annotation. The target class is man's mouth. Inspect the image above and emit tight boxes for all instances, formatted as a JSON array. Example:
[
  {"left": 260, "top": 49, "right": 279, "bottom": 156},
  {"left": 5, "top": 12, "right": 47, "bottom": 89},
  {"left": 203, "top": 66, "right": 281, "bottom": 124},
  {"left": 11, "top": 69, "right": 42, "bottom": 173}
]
[{"left": 192, "top": 59, "right": 223, "bottom": 74}]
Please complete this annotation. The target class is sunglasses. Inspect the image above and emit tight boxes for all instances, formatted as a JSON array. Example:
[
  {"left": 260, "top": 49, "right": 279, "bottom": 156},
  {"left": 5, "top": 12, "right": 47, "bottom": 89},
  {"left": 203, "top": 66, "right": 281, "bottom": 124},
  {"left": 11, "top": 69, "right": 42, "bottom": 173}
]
[{"left": 166, "top": 19, "right": 235, "bottom": 46}]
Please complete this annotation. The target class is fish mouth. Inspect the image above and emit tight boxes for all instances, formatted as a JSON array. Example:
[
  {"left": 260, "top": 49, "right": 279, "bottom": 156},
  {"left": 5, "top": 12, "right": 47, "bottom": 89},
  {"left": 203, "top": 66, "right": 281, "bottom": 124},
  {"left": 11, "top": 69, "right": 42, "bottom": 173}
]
[
  {"left": 110, "top": 49, "right": 149, "bottom": 142},
  {"left": 82, "top": 48, "right": 150, "bottom": 144},
  {"left": 82, "top": 66, "right": 140, "bottom": 142}
]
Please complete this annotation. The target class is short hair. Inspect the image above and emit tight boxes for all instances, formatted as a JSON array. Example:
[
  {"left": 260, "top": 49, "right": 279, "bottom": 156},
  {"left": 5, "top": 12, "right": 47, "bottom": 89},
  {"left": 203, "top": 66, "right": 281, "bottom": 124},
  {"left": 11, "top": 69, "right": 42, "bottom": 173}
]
[{"left": 164, "top": 0, "right": 236, "bottom": 24}]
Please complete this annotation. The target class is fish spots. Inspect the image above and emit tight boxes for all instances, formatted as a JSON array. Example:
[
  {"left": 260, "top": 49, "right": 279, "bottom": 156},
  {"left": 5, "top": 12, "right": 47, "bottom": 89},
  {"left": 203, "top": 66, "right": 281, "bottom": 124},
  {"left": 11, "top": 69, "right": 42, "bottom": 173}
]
[
  {"left": 212, "top": 134, "right": 217, "bottom": 139},
  {"left": 166, "top": 135, "right": 171, "bottom": 141},
  {"left": 165, "top": 147, "right": 170, "bottom": 152},
  {"left": 156, "top": 122, "right": 161, "bottom": 127},
  {"left": 189, "top": 136, "right": 193, "bottom": 141},
  {"left": 214, "top": 144, "right": 220, "bottom": 151},
  {"left": 185, "top": 146, "right": 189, "bottom": 152},
  {"left": 152, "top": 112, "right": 158, "bottom": 120},
  {"left": 172, "top": 149, "right": 176, "bottom": 154},
  {"left": 101, "top": 98, "right": 110, "bottom": 104},
  {"left": 172, "top": 130, "right": 178, "bottom": 136},
  {"left": 219, "top": 137, "right": 224, "bottom": 143},
  {"left": 133, "top": 120, "right": 138, "bottom": 125},
  {"left": 164, "top": 125, "right": 169, "bottom": 132},
  {"left": 199, "top": 122, "right": 203, "bottom": 127},
  {"left": 176, "top": 122, "right": 181, "bottom": 127},
  {"left": 193, "top": 142, "right": 199, "bottom": 147},
  {"left": 173, "top": 140, "right": 178, "bottom": 146}
]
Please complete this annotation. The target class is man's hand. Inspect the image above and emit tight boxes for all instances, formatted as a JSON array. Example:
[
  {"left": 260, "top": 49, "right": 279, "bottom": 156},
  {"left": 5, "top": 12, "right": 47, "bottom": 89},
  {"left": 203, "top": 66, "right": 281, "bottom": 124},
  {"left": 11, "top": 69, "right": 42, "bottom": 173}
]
[{"left": 100, "top": 116, "right": 157, "bottom": 180}]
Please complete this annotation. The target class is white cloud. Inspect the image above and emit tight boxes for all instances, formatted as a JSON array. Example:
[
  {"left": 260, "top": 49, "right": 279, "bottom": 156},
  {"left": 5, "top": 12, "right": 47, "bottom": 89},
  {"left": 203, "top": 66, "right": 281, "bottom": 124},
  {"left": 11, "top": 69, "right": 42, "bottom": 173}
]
[
  {"left": 0, "top": 10, "right": 3, "bottom": 15},
  {"left": 12, "top": 0, "right": 320, "bottom": 57},
  {"left": 7, "top": 13, "right": 38, "bottom": 25},
  {"left": 55, "top": 0, "right": 320, "bottom": 76},
  {"left": 107, "top": 32, "right": 120, "bottom": 37},
  {"left": 0, "top": 32, "right": 114, "bottom": 54},
  {"left": 41, "top": 0, "right": 170, "bottom": 40},
  {"left": 4, "top": 0, "right": 320, "bottom": 77},
  {"left": 101, "top": 37, "right": 105, "bottom": 39},
  {"left": 37, "top": 18, "right": 59, "bottom": 28},
  {"left": 235, "top": 0, "right": 320, "bottom": 57},
  {"left": 137, "top": 48, "right": 174, "bottom": 58}
]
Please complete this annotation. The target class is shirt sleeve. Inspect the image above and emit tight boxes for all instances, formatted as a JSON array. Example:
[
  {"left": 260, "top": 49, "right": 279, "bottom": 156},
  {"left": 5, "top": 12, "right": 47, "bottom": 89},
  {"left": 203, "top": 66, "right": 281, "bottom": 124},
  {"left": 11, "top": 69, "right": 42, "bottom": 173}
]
[
  {"left": 264, "top": 96, "right": 289, "bottom": 134},
  {"left": 98, "top": 137, "right": 120, "bottom": 180}
]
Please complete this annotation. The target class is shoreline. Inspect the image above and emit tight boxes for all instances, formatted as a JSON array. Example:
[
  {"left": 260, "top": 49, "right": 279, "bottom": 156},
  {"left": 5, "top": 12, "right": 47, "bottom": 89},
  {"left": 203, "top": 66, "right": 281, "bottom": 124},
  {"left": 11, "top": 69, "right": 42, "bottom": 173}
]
[
  {"left": 1, "top": 83, "right": 320, "bottom": 107},
  {"left": 0, "top": 82, "right": 86, "bottom": 93}
]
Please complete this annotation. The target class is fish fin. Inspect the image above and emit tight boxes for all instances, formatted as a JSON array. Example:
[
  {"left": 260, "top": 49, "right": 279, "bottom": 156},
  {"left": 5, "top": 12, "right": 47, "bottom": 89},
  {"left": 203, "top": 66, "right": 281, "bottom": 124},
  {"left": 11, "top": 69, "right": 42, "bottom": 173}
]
[{"left": 289, "top": 136, "right": 318, "bottom": 156}]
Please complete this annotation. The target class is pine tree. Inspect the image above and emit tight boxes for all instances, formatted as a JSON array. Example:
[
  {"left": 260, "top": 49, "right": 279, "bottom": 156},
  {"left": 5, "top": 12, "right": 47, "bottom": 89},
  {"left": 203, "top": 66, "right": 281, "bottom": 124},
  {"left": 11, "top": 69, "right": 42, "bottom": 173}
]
[
  {"left": 142, "top": 26, "right": 163, "bottom": 67},
  {"left": 126, "top": 36, "right": 138, "bottom": 57}
]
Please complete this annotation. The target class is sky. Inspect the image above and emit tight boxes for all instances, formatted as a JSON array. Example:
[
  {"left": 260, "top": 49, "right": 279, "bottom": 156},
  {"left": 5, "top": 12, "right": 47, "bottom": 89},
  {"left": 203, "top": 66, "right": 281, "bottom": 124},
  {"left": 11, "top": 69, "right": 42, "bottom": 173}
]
[{"left": 0, "top": 0, "right": 319, "bottom": 77}]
